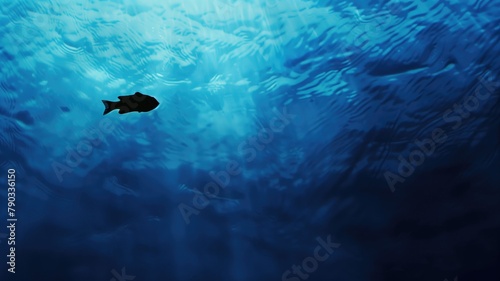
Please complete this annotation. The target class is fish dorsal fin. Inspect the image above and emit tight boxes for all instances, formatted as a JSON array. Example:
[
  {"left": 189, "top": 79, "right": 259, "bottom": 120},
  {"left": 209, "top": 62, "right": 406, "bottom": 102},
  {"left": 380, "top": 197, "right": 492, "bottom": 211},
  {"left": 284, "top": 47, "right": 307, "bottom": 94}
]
[
  {"left": 134, "top": 92, "right": 144, "bottom": 97},
  {"left": 118, "top": 96, "right": 125, "bottom": 100}
]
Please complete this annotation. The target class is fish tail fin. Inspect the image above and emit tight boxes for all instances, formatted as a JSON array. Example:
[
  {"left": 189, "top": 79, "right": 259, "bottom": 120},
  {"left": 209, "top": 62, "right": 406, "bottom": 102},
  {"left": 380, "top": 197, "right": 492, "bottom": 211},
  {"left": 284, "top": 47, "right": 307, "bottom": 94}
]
[{"left": 102, "top": 100, "right": 113, "bottom": 115}]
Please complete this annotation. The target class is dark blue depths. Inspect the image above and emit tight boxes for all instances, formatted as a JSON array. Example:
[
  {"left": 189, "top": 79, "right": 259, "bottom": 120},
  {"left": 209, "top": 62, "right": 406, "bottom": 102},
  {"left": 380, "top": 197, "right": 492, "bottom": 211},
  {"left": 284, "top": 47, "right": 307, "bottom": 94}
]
[{"left": 0, "top": 0, "right": 500, "bottom": 281}]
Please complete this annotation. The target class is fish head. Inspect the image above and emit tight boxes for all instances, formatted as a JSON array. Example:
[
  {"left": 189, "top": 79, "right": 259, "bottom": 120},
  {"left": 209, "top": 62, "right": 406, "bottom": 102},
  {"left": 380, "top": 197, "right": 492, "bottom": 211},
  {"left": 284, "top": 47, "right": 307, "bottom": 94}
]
[{"left": 152, "top": 97, "right": 160, "bottom": 108}]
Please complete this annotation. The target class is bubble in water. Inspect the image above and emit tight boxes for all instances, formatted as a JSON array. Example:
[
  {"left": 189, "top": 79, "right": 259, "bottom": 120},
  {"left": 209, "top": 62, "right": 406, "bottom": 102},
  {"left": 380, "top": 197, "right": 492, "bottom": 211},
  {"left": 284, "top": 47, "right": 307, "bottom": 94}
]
[{"left": 34, "top": 13, "right": 53, "bottom": 31}]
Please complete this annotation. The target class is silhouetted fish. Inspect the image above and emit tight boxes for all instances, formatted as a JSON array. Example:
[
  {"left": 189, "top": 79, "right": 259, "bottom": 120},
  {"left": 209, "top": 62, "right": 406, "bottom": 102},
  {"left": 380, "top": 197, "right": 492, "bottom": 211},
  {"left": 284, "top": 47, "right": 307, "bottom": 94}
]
[{"left": 102, "top": 92, "right": 159, "bottom": 115}]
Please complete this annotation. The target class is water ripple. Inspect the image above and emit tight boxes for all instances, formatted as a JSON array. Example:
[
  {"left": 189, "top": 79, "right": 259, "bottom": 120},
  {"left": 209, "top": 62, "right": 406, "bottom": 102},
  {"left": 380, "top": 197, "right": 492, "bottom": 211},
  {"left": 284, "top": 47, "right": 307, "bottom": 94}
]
[{"left": 0, "top": 2, "right": 499, "bottom": 278}]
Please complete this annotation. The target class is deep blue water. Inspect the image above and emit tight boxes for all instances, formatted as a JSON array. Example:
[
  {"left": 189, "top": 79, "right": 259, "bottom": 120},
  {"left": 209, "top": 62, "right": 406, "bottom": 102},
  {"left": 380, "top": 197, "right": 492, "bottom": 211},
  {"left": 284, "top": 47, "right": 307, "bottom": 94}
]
[{"left": 1, "top": 0, "right": 500, "bottom": 280}]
